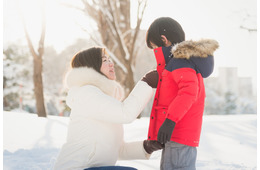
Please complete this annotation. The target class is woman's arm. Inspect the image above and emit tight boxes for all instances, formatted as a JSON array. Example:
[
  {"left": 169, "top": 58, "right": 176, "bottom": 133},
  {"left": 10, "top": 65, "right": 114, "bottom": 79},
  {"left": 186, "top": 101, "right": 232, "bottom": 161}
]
[
  {"left": 74, "top": 81, "right": 153, "bottom": 124},
  {"left": 118, "top": 141, "right": 150, "bottom": 160}
]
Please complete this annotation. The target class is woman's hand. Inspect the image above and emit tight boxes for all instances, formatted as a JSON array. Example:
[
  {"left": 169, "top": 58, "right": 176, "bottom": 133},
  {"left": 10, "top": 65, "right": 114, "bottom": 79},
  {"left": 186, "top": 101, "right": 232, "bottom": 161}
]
[
  {"left": 141, "top": 70, "right": 158, "bottom": 88},
  {"left": 143, "top": 140, "right": 165, "bottom": 154}
]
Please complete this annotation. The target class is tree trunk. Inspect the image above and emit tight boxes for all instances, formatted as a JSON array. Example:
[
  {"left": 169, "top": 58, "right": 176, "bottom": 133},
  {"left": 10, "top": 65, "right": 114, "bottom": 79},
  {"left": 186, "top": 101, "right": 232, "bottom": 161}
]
[
  {"left": 33, "top": 54, "right": 46, "bottom": 117},
  {"left": 21, "top": 0, "right": 47, "bottom": 117},
  {"left": 81, "top": 0, "right": 147, "bottom": 96}
]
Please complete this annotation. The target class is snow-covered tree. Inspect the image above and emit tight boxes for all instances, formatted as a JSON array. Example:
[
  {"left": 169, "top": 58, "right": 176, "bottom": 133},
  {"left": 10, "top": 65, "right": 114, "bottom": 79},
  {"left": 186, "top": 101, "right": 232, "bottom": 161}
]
[
  {"left": 205, "top": 86, "right": 256, "bottom": 115},
  {"left": 3, "top": 44, "right": 35, "bottom": 112},
  {"left": 42, "top": 39, "right": 95, "bottom": 116},
  {"left": 3, "top": 44, "right": 72, "bottom": 116},
  {"left": 66, "top": 0, "right": 148, "bottom": 94},
  {"left": 238, "top": 97, "right": 256, "bottom": 114},
  {"left": 223, "top": 91, "right": 237, "bottom": 114},
  {"left": 205, "top": 87, "right": 225, "bottom": 115}
]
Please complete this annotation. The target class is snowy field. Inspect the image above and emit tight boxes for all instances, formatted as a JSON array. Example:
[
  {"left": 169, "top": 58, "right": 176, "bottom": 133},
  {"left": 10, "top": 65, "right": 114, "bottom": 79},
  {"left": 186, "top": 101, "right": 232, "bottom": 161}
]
[{"left": 3, "top": 111, "right": 257, "bottom": 170}]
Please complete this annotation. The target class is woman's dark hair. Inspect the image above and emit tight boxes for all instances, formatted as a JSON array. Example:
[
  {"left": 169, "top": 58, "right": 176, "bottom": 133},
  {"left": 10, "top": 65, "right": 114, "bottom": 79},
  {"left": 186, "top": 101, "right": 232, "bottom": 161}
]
[
  {"left": 71, "top": 47, "right": 104, "bottom": 74},
  {"left": 146, "top": 17, "right": 185, "bottom": 49}
]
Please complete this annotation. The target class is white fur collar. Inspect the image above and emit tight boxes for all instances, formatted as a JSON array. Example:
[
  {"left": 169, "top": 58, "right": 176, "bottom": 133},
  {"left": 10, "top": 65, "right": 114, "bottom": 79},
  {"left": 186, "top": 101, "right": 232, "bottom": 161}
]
[
  {"left": 65, "top": 67, "right": 125, "bottom": 101},
  {"left": 171, "top": 39, "right": 219, "bottom": 59}
]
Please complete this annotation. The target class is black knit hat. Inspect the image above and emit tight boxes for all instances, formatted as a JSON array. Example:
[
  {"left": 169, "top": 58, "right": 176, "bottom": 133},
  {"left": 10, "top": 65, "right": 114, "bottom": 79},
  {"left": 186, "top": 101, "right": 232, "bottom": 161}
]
[{"left": 146, "top": 17, "right": 185, "bottom": 48}]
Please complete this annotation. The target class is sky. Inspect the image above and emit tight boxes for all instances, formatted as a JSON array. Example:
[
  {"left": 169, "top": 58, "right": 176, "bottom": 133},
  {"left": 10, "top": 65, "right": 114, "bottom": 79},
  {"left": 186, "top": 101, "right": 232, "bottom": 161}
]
[{"left": 2, "top": 0, "right": 258, "bottom": 82}]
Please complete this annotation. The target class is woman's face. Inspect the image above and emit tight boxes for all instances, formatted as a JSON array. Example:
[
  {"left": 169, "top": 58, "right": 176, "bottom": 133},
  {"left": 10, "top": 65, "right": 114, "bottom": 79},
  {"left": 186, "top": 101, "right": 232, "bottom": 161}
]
[{"left": 100, "top": 49, "right": 116, "bottom": 80}]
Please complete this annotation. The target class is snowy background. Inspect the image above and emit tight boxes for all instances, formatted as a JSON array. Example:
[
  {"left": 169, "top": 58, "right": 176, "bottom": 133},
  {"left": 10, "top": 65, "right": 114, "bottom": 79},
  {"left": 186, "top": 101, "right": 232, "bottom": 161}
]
[
  {"left": 2, "top": 0, "right": 258, "bottom": 169},
  {"left": 3, "top": 111, "right": 257, "bottom": 170},
  {"left": 3, "top": 0, "right": 257, "bottom": 116}
]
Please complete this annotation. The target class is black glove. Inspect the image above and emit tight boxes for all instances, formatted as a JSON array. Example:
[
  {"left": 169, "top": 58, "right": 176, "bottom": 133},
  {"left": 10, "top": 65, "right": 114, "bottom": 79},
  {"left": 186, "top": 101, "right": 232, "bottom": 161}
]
[
  {"left": 143, "top": 140, "right": 165, "bottom": 154},
  {"left": 157, "top": 118, "right": 176, "bottom": 144},
  {"left": 141, "top": 70, "right": 159, "bottom": 88}
]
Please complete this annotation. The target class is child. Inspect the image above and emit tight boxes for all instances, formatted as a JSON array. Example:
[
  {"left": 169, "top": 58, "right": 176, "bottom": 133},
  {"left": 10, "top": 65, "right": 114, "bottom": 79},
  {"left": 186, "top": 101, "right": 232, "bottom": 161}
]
[{"left": 145, "top": 17, "right": 219, "bottom": 169}]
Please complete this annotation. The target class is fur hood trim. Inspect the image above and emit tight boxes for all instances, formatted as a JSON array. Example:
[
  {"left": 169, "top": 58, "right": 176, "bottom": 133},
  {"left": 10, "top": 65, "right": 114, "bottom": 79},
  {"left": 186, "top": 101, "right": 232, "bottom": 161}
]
[
  {"left": 65, "top": 67, "right": 125, "bottom": 101},
  {"left": 171, "top": 39, "right": 219, "bottom": 59}
]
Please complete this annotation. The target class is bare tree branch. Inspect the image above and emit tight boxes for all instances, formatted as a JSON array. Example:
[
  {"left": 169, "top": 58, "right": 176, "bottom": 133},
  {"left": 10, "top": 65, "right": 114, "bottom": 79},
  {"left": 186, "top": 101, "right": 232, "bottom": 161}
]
[
  {"left": 67, "top": 0, "right": 147, "bottom": 94},
  {"left": 107, "top": 0, "right": 129, "bottom": 60},
  {"left": 79, "top": 25, "right": 128, "bottom": 73},
  {"left": 22, "top": 21, "right": 38, "bottom": 57},
  {"left": 38, "top": 0, "right": 46, "bottom": 56},
  {"left": 130, "top": 0, "right": 147, "bottom": 64},
  {"left": 240, "top": 26, "right": 257, "bottom": 32}
]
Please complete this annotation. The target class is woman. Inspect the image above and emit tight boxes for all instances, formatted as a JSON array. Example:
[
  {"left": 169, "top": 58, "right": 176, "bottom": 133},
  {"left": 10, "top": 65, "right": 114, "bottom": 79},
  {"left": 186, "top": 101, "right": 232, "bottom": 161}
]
[{"left": 54, "top": 47, "right": 163, "bottom": 170}]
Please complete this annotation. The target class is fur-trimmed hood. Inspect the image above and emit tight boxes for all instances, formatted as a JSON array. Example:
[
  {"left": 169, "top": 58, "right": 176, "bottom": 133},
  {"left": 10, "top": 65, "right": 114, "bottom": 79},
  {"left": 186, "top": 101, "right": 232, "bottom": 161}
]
[
  {"left": 171, "top": 39, "right": 219, "bottom": 78},
  {"left": 171, "top": 39, "right": 219, "bottom": 59},
  {"left": 65, "top": 67, "right": 125, "bottom": 101}
]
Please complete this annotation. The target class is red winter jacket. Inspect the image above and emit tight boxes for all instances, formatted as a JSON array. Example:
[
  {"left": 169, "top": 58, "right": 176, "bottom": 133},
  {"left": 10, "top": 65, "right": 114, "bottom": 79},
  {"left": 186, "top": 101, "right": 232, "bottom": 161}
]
[{"left": 147, "top": 39, "right": 219, "bottom": 147}]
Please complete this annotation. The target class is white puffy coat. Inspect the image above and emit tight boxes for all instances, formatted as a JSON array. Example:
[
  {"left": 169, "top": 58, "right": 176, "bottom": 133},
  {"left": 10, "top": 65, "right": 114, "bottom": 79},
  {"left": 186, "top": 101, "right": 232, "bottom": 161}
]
[{"left": 54, "top": 67, "right": 153, "bottom": 170}]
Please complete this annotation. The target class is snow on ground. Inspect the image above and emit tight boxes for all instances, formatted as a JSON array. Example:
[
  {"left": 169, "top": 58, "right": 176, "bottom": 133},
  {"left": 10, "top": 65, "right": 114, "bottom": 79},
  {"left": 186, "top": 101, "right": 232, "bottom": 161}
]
[{"left": 3, "top": 111, "right": 257, "bottom": 170}]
